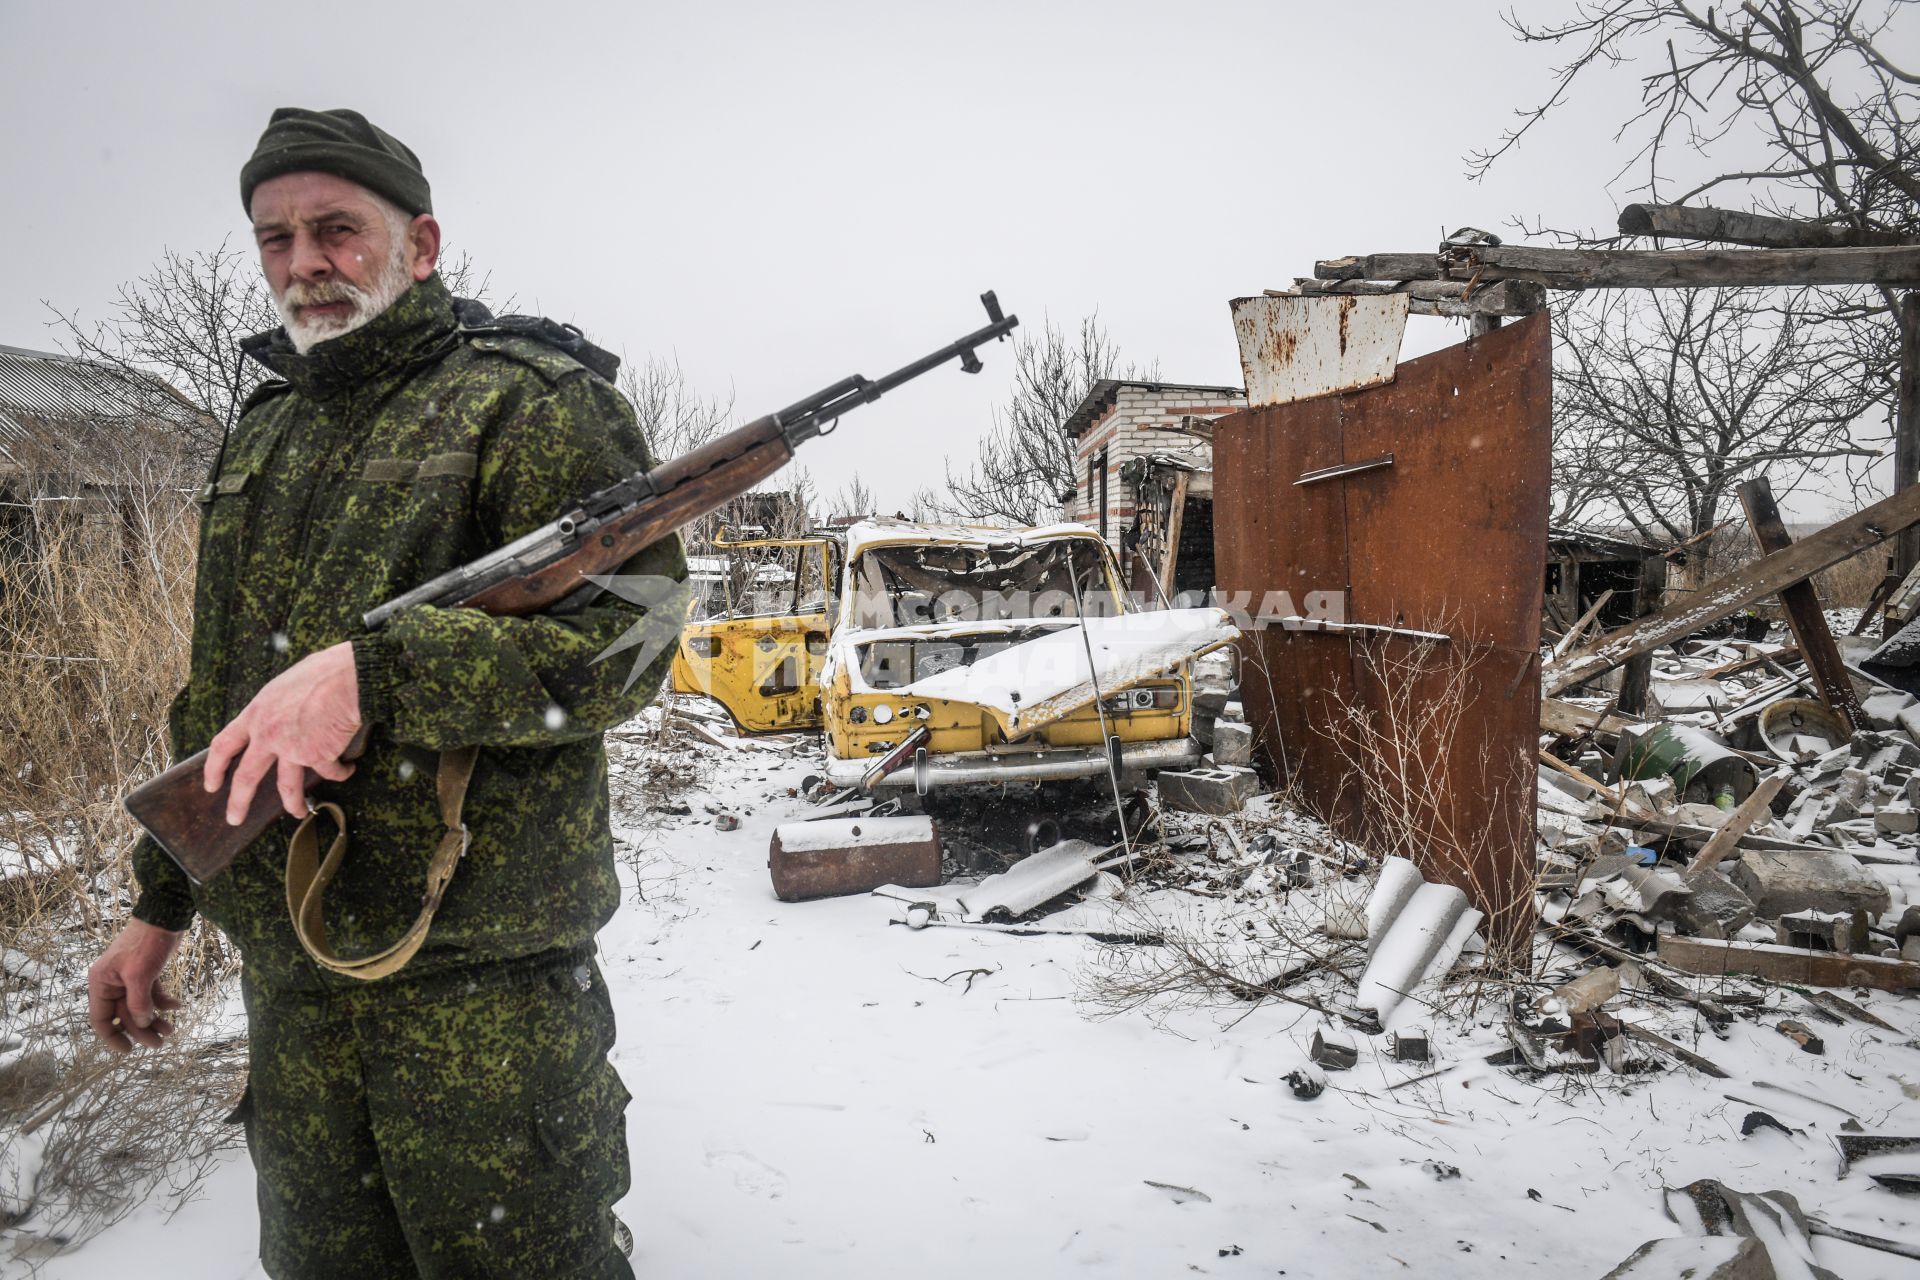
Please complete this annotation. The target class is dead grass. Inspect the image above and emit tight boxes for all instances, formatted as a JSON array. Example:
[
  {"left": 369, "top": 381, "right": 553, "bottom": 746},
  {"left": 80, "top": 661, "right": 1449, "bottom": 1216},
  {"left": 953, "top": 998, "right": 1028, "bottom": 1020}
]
[
  {"left": 0, "top": 481, "right": 243, "bottom": 1262},
  {"left": 1693, "top": 525, "right": 1889, "bottom": 613}
]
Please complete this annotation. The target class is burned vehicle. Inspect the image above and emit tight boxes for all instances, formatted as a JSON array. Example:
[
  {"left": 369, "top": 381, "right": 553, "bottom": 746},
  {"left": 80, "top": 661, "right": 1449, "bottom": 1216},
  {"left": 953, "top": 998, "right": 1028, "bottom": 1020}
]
[
  {"left": 670, "top": 533, "right": 839, "bottom": 733},
  {"left": 673, "top": 519, "right": 1238, "bottom": 794}
]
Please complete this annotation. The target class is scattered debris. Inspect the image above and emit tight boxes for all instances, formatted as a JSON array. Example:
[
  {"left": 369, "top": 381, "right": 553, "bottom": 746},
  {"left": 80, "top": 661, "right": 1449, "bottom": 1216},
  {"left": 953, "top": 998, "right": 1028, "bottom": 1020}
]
[
  {"left": 1309, "top": 1027, "right": 1358, "bottom": 1071},
  {"left": 1774, "top": 1019, "right": 1826, "bottom": 1056},
  {"left": 1836, "top": 1134, "right": 1920, "bottom": 1193},
  {"left": 1387, "top": 1030, "right": 1429, "bottom": 1063},
  {"left": 768, "top": 816, "right": 942, "bottom": 902},
  {"left": 1284, "top": 1069, "right": 1326, "bottom": 1101}
]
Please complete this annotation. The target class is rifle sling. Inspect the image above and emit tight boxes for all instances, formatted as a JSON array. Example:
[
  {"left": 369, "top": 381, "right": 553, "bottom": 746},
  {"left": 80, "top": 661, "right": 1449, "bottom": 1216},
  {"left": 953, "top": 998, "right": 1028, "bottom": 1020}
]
[{"left": 285, "top": 746, "right": 478, "bottom": 982}]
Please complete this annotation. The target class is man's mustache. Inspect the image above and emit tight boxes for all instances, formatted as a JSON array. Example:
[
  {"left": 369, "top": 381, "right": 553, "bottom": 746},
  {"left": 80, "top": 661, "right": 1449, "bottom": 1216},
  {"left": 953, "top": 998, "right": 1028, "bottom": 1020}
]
[{"left": 283, "top": 280, "right": 369, "bottom": 310}]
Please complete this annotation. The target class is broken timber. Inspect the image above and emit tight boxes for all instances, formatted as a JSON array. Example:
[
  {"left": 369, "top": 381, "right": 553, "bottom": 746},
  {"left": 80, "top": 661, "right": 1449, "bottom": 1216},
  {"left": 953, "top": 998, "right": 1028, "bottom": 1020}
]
[
  {"left": 1617, "top": 203, "right": 1920, "bottom": 250},
  {"left": 1283, "top": 277, "right": 1546, "bottom": 318},
  {"left": 1540, "top": 697, "right": 1643, "bottom": 738},
  {"left": 1543, "top": 483, "right": 1920, "bottom": 697},
  {"left": 1657, "top": 935, "right": 1920, "bottom": 992},
  {"left": 1315, "top": 245, "right": 1920, "bottom": 289},
  {"left": 1680, "top": 773, "right": 1786, "bottom": 882},
  {"left": 1738, "top": 476, "right": 1864, "bottom": 733}
]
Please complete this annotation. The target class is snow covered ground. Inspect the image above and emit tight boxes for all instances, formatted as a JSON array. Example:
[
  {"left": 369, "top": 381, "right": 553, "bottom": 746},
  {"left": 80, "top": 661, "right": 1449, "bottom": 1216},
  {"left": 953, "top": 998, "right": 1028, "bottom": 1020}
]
[{"left": 25, "top": 725, "right": 1920, "bottom": 1279}]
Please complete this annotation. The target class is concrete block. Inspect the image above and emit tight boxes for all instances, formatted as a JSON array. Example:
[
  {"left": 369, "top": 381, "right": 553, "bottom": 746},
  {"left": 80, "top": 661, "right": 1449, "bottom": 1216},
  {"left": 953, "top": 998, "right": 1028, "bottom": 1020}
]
[
  {"left": 1213, "top": 719, "right": 1253, "bottom": 766},
  {"left": 1731, "top": 847, "right": 1891, "bottom": 920},
  {"left": 1775, "top": 908, "right": 1867, "bottom": 951},
  {"left": 1856, "top": 729, "right": 1920, "bottom": 774},
  {"left": 1897, "top": 700, "right": 1920, "bottom": 745},
  {"left": 1672, "top": 868, "right": 1756, "bottom": 940},
  {"left": 1865, "top": 688, "right": 1918, "bottom": 730},
  {"left": 1877, "top": 802, "right": 1919, "bottom": 835},
  {"left": 1190, "top": 714, "right": 1217, "bottom": 749},
  {"left": 1157, "top": 766, "right": 1258, "bottom": 816}
]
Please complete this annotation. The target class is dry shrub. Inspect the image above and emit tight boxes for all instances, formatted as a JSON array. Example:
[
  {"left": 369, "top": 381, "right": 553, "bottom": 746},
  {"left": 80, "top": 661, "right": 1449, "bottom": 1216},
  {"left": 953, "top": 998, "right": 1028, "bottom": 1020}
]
[
  {"left": 1317, "top": 629, "right": 1537, "bottom": 968},
  {"left": 1077, "top": 887, "right": 1360, "bottom": 1025},
  {"left": 1811, "top": 549, "right": 1889, "bottom": 610},
  {"left": 0, "top": 478, "right": 242, "bottom": 1263}
]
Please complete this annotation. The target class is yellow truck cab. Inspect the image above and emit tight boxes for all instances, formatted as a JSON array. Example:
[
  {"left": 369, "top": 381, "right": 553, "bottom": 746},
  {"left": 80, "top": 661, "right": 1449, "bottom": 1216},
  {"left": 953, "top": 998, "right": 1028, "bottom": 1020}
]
[{"left": 671, "top": 519, "right": 1238, "bottom": 792}]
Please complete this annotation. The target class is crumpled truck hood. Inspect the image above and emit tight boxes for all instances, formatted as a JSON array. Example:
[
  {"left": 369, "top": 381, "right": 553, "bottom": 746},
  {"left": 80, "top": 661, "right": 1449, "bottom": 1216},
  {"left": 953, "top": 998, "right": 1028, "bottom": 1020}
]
[{"left": 891, "top": 607, "right": 1240, "bottom": 738}]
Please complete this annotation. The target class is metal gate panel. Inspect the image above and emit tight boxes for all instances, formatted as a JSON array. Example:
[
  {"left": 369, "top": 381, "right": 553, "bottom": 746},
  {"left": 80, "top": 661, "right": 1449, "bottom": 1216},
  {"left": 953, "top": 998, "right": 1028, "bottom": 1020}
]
[{"left": 1213, "top": 315, "right": 1551, "bottom": 948}]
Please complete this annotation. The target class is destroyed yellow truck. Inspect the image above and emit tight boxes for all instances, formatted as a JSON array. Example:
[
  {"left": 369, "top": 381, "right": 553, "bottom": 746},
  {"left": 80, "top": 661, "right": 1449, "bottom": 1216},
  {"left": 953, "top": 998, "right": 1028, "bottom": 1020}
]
[{"left": 671, "top": 519, "right": 1239, "bottom": 792}]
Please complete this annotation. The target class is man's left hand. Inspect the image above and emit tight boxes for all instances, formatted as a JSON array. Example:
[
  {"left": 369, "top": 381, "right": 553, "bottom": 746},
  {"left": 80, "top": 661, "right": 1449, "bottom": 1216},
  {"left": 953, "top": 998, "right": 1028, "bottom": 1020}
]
[{"left": 204, "top": 641, "right": 363, "bottom": 824}]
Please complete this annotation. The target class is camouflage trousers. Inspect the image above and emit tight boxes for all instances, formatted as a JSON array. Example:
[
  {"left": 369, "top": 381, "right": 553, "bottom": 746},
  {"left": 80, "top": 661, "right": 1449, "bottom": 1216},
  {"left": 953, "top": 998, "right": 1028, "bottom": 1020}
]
[{"left": 235, "top": 945, "right": 634, "bottom": 1279}]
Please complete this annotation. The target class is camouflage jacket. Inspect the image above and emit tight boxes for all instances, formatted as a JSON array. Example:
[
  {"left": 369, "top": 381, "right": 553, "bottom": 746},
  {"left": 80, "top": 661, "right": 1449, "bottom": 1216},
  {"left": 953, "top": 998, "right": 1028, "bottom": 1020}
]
[{"left": 130, "top": 273, "right": 687, "bottom": 991}]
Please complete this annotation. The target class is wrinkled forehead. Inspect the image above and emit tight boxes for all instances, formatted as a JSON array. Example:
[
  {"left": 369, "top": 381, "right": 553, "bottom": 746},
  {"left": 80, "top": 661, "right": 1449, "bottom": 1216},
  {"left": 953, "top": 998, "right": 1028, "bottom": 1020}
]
[{"left": 249, "top": 170, "right": 389, "bottom": 229}]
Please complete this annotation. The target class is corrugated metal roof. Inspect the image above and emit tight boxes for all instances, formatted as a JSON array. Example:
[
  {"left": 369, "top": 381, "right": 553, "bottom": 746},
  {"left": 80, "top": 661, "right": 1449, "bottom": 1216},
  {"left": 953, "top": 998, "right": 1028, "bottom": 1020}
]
[
  {"left": 1549, "top": 524, "right": 1661, "bottom": 558},
  {"left": 0, "top": 344, "right": 205, "bottom": 471}
]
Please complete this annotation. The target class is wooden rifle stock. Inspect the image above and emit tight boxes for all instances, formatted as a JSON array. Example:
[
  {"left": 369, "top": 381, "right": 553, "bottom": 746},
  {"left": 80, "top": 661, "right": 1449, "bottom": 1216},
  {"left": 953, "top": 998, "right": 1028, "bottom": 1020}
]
[
  {"left": 125, "top": 420, "right": 793, "bottom": 883},
  {"left": 124, "top": 290, "right": 1019, "bottom": 885}
]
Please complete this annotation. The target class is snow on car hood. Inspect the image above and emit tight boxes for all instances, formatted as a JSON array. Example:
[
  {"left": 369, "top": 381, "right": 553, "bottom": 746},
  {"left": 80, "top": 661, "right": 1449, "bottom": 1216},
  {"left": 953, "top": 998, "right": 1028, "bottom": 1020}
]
[{"left": 894, "top": 607, "right": 1240, "bottom": 737}]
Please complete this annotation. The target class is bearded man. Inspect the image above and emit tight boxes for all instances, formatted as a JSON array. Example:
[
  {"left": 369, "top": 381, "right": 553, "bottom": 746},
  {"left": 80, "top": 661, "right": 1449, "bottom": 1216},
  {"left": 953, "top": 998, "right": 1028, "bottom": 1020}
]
[{"left": 85, "top": 108, "right": 682, "bottom": 1279}]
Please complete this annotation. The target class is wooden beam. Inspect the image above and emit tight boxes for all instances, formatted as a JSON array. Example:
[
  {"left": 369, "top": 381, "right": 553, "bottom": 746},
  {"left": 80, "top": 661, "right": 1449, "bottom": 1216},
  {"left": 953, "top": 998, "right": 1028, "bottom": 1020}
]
[
  {"left": 1657, "top": 935, "right": 1920, "bottom": 992},
  {"left": 1898, "top": 294, "right": 1920, "bottom": 581},
  {"left": 1542, "top": 483, "right": 1920, "bottom": 696},
  {"left": 1618, "top": 203, "right": 1919, "bottom": 250},
  {"left": 1540, "top": 697, "right": 1644, "bottom": 738},
  {"left": 1551, "top": 588, "right": 1615, "bottom": 660},
  {"left": 1159, "top": 468, "right": 1189, "bottom": 597},
  {"left": 1314, "top": 254, "right": 1442, "bottom": 282},
  {"left": 1738, "top": 477, "right": 1864, "bottom": 733},
  {"left": 1470, "top": 244, "right": 1920, "bottom": 289},
  {"left": 1680, "top": 773, "right": 1787, "bottom": 882},
  {"left": 1618, "top": 652, "right": 1653, "bottom": 716},
  {"left": 1315, "top": 245, "right": 1920, "bottom": 290},
  {"left": 1288, "top": 277, "right": 1546, "bottom": 317}
]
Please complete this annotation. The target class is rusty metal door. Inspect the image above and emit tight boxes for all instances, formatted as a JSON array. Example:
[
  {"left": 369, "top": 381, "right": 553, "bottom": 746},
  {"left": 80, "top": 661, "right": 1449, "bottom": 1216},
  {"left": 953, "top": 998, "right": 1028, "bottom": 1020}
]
[{"left": 1213, "top": 315, "right": 1551, "bottom": 949}]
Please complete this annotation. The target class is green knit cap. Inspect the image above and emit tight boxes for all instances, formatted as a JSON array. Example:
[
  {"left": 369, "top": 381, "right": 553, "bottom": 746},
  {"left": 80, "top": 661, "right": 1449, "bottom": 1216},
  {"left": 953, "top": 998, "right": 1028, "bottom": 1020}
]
[{"left": 240, "top": 108, "right": 432, "bottom": 217}]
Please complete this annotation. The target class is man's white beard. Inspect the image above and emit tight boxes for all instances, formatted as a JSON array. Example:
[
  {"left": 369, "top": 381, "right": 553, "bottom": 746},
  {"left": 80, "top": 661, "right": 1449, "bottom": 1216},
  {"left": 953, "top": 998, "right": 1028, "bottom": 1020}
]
[{"left": 274, "top": 235, "right": 415, "bottom": 354}]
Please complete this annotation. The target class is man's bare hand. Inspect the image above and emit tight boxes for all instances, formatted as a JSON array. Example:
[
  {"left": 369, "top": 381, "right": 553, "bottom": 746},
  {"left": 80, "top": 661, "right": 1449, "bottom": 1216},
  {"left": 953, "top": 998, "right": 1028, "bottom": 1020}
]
[
  {"left": 88, "top": 919, "right": 186, "bottom": 1053},
  {"left": 203, "top": 640, "right": 362, "bottom": 824}
]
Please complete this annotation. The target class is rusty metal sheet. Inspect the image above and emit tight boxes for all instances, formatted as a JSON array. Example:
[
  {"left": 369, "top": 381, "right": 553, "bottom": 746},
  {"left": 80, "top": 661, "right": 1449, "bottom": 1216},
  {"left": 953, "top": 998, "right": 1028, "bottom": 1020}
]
[
  {"left": 1230, "top": 293, "right": 1409, "bottom": 408},
  {"left": 1213, "top": 315, "right": 1552, "bottom": 950},
  {"left": 768, "top": 816, "right": 943, "bottom": 901}
]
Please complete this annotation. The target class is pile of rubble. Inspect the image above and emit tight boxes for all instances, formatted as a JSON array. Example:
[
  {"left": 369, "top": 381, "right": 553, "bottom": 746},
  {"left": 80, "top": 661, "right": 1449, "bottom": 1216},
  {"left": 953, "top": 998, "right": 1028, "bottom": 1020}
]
[{"left": 1541, "top": 626, "right": 1920, "bottom": 992}]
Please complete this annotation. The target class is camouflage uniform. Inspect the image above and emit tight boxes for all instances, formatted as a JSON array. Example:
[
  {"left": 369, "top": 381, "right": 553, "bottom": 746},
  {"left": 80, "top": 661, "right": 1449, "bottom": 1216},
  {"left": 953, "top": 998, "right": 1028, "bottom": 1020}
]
[{"left": 130, "top": 272, "right": 684, "bottom": 1278}]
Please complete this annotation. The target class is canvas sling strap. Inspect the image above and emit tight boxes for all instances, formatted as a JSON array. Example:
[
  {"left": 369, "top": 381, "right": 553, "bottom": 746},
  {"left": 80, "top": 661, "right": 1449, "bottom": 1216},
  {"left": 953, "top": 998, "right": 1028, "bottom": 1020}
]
[{"left": 284, "top": 746, "right": 478, "bottom": 982}]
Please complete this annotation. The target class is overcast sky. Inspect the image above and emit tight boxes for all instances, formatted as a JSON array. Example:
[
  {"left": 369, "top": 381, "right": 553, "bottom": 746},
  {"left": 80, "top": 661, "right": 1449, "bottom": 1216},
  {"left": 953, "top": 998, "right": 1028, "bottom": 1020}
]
[{"left": 1, "top": 0, "right": 1875, "bottom": 518}]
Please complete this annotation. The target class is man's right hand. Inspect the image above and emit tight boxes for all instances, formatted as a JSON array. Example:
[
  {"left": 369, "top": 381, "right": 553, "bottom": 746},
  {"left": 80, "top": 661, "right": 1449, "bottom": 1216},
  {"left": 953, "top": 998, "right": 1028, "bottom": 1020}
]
[{"left": 87, "top": 919, "right": 186, "bottom": 1053}]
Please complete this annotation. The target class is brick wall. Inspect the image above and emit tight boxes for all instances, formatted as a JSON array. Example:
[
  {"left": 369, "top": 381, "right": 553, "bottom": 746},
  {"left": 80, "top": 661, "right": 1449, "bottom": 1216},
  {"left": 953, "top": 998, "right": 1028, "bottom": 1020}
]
[{"left": 1065, "top": 386, "right": 1245, "bottom": 549}]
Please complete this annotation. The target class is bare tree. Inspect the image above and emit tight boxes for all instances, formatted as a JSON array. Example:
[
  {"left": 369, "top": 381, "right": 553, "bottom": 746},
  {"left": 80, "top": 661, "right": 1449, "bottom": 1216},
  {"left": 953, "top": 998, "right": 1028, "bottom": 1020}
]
[
  {"left": 46, "top": 241, "right": 495, "bottom": 463},
  {"left": 1551, "top": 285, "right": 1884, "bottom": 576},
  {"left": 1474, "top": 1, "right": 1917, "bottom": 383},
  {"left": 935, "top": 314, "right": 1155, "bottom": 526},
  {"left": 617, "top": 353, "right": 732, "bottom": 461},
  {"left": 826, "top": 471, "right": 876, "bottom": 524}
]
